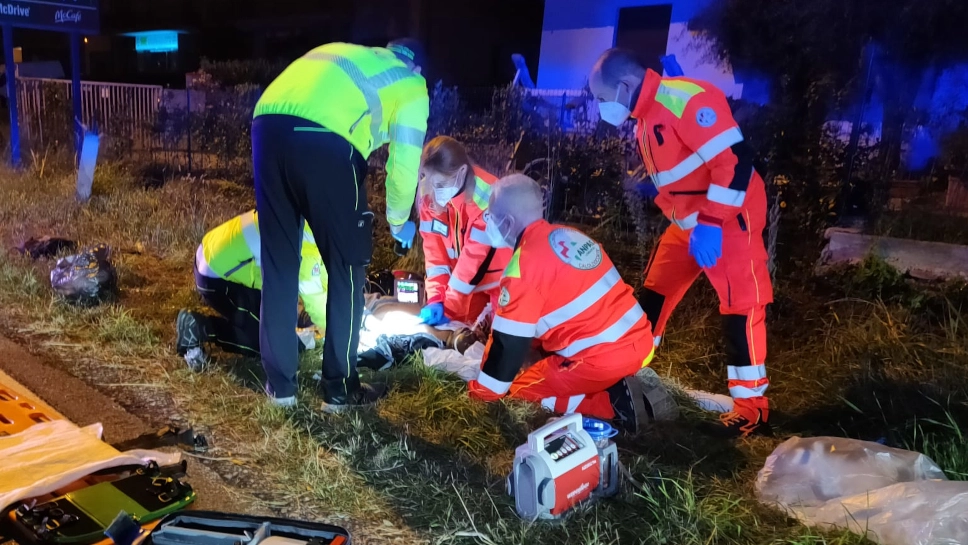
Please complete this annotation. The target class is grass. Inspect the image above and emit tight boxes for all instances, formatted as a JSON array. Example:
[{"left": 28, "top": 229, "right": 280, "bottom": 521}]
[{"left": 1, "top": 158, "right": 967, "bottom": 544}]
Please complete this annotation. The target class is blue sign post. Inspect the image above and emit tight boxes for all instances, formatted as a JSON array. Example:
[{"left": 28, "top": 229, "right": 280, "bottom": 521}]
[{"left": 0, "top": 0, "right": 100, "bottom": 168}]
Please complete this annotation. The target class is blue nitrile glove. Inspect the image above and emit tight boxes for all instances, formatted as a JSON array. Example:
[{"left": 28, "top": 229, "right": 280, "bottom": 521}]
[
  {"left": 635, "top": 181, "right": 659, "bottom": 200},
  {"left": 391, "top": 221, "right": 416, "bottom": 249},
  {"left": 419, "top": 302, "right": 449, "bottom": 326},
  {"left": 688, "top": 222, "right": 723, "bottom": 268}
]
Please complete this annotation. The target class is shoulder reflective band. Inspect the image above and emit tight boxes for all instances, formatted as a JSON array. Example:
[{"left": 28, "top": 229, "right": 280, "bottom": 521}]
[
  {"left": 655, "top": 80, "right": 704, "bottom": 118},
  {"left": 239, "top": 211, "right": 262, "bottom": 267},
  {"left": 473, "top": 176, "right": 491, "bottom": 210},
  {"left": 652, "top": 127, "right": 744, "bottom": 187},
  {"left": 303, "top": 50, "right": 416, "bottom": 153}
]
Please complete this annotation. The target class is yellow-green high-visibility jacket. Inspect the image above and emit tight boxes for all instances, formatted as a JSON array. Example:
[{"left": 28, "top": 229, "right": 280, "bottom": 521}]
[
  {"left": 195, "top": 210, "right": 328, "bottom": 331},
  {"left": 254, "top": 42, "right": 429, "bottom": 227}
]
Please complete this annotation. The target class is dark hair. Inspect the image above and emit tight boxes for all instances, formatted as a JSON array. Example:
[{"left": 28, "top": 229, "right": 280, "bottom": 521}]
[{"left": 596, "top": 48, "right": 646, "bottom": 88}]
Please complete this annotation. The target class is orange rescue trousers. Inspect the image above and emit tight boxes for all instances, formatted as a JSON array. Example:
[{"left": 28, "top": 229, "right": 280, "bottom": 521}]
[
  {"left": 500, "top": 339, "right": 654, "bottom": 420},
  {"left": 640, "top": 222, "right": 773, "bottom": 419}
]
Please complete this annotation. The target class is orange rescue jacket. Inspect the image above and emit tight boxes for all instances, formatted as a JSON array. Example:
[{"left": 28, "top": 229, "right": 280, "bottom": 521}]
[
  {"left": 418, "top": 166, "right": 511, "bottom": 321},
  {"left": 472, "top": 219, "right": 654, "bottom": 397},
  {"left": 633, "top": 69, "right": 766, "bottom": 232}
]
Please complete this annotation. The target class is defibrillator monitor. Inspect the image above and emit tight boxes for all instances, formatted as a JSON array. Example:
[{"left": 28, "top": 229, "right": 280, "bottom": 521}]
[{"left": 395, "top": 279, "right": 421, "bottom": 304}]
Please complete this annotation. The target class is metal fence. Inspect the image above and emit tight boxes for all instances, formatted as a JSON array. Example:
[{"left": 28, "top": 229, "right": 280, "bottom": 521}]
[{"left": 16, "top": 77, "right": 163, "bottom": 152}]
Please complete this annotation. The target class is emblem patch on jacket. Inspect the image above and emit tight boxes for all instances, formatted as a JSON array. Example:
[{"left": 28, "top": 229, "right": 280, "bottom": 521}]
[
  {"left": 548, "top": 228, "right": 603, "bottom": 270},
  {"left": 696, "top": 107, "right": 717, "bottom": 128},
  {"left": 312, "top": 263, "right": 321, "bottom": 276},
  {"left": 498, "top": 287, "right": 510, "bottom": 307}
]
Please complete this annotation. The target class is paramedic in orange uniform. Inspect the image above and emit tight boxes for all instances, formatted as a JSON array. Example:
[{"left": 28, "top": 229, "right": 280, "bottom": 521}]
[
  {"left": 589, "top": 48, "right": 773, "bottom": 437},
  {"left": 467, "top": 174, "right": 657, "bottom": 434},
  {"left": 417, "top": 137, "right": 512, "bottom": 326}
]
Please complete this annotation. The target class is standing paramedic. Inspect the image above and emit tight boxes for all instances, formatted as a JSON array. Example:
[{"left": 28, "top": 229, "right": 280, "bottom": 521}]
[
  {"left": 417, "top": 136, "right": 512, "bottom": 327},
  {"left": 589, "top": 48, "right": 774, "bottom": 437},
  {"left": 252, "top": 39, "right": 429, "bottom": 410}
]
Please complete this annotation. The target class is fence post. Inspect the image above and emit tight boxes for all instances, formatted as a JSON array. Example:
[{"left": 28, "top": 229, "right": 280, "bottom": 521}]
[
  {"left": 70, "top": 32, "right": 83, "bottom": 164},
  {"left": 186, "top": 88, "right": 192, "bottom": 172},
  {"left": 3, "top": 24, "right": 21, "bottom": 168}
]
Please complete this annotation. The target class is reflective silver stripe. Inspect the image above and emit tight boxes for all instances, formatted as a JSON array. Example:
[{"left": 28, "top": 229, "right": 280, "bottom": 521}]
[
  {"left": 303, "top": 51, "right": 415, "bottom": 153},
  {"left": 477, "top": 370, "right": 512, "bottom": 395},
  {"left": 652, "top": 127, "right": 744, "bottom": 187},
  {"left": 707, "top": 184, "right": 746, "bottom": 207},
  {"left": 474, "top": 281, "right": 501, "bottom": 293},
  {"left": 426, "top": 265, "right": 451, "bottom": 277},
  {"left": 653, "top": 335, "right": 662, "bottom": 347},
  {"left": 469, "top": 227, "right": 490, "bottom": 245},
  {"left": 672, "top": 211, "right": 699, "bottom": 230},
  {"left": 474, "top": 185, "right": 490, "bottom": 205},
  {"left": 448, "top": 276, "right": 476, "bottom": 295},
  {"left": 536, "top": 267, "right": 621, "bottom": 336},
  {"left": 239, "top": 210, "right": 261, "bottom": 266},
  {"left": 195, "top": 244, "right": 220, "bottom": 279},
  {"left": 557, "top": 304, "right": 644, "bottom": 358},
  {"left": 419, "top": 220, "right": 434, "bottom": 233},
  {"left": 565, "top": 394, "right": 585, "bottom": 414},
  {"left": 727, "top": 365, "right": 767, "bottom": 381},
  {"left": 493, "top": 315, "right": 537, "bottom": 337},
  {"left": 299, "top": 279, "right": 324, "bottom": 295},
  {"left": 303, "top": 228, "right": 316, "bottom": 244},
  {"left": 446, "top": 248, "right": 458, "bottom": 259},
  {"left": 696, "top": 127, "right": 744, "bottom": 162},
  {"left": 541, "top": 397, "right": 557, "bottom": 411},
  {"left": 391, "top": 124, "right": 425, "bottom": 147},
  {"left": 729, "top": 383, "right": 769, "bottom": 399}
]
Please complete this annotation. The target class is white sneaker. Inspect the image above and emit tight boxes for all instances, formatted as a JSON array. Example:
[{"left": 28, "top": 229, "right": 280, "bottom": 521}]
[{"left": 269, "top": 395, "right": 297, "bottom": 408}]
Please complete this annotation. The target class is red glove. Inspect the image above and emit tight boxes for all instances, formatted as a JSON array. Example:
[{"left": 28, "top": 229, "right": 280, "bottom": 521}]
[{"left": 468, "top": 380, "right": 504, "bottom": 403}]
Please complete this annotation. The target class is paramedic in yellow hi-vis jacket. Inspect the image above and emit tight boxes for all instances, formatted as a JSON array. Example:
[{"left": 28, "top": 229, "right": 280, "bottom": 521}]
[
  {"left": 251, "top": 38, "right": 429, "bottom": 410},
  {"left": 175, "top": 210, "right": 327, "bottom": 369}
]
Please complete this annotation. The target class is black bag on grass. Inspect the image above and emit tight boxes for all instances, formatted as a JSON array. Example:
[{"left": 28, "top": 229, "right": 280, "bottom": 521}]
[{"left": 50, "top": 243, "right": 118, "bottom": 306}]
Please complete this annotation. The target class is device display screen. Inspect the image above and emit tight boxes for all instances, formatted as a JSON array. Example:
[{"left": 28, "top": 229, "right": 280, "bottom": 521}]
[
  {"left": 544, "top": 432, "right": 583, "bottom": 461},
  {"left": 396, "top": 280, "right": 420, "bottom": 304}
]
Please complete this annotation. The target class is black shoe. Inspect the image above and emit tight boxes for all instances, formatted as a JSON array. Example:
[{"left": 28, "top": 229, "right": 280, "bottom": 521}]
[
  {"left": 607, "top": 377, "right": 649, "bottom": 435},
  {"left": 175, "top": 309, "right": 208, "bottom": 356},
  {"left": 699, "top": 409, "right": 773, "bottom": 438},
  {"left": 321, "top": 382, "right": 388, "bottom": 414},
  {"left": 635, "top": 367, "right": 680, "bottom": 422}
]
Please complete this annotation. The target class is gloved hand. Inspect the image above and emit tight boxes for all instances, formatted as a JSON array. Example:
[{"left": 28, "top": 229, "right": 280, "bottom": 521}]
[
  {"left": 419, "top": 302, "right": 448, "bottom": 326},
  {"left": 688, "top": 222, "right": 723, "bottom": 269},
  {"left": 635, "top": 181, "right": 659, "bottom": 200},
  {"left": 391, "top": 221, "right": 416, "bottom": 249}
]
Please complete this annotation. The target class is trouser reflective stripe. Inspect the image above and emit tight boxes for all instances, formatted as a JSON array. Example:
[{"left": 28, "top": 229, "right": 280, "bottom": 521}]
[
  {"left": 239, "top": 210, "right": 262, "bottom": 266},
  {"left": 540, "top": 395, "right": 588, "bottom": 414}
]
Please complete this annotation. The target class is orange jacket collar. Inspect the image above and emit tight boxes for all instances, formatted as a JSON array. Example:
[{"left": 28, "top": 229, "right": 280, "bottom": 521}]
[{"left": 632, "top": 69, "right": 663, "bottom": 120}]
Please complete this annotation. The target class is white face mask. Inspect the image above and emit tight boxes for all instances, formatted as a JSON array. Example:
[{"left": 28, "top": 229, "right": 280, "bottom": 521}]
[
  {"left": 434, "top": 185, "right": 460, "bottom": 207},
  {"left": 599, "top": 85, "right": 632, "bottom": 126},
  {"left": 484, "top": 212, "right": 513, "bottom": 248}
]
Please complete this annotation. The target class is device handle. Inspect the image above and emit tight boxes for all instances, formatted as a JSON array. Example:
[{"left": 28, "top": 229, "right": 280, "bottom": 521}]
[{"left": 528, "top": 413, "right": 583, "bottom": 451}]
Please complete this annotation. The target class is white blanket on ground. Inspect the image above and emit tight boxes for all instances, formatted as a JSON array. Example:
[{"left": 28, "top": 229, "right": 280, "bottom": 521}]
[{"left": 0, "top": 419, "right": 182, "bottom": 512}]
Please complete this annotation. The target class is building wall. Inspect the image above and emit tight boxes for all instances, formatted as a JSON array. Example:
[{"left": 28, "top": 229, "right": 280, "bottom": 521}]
[{"left": 537, "top": 0, "right": 742, "bottom": 97}]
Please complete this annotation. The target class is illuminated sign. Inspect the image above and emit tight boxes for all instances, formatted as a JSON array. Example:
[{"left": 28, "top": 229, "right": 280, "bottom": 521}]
[
  {"left": 0, "top": 0, "right": 99, "bottom": 33},
  {"left": 129, "top": 30, "right": 180, "bottom": 53}
]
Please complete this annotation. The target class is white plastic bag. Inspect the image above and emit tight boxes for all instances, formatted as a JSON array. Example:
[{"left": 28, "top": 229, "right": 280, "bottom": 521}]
[
  {"left": 422, "top": 342, "right": 485, "bottom": 382},
  {"left": 755, "top": 436, "right": 968, "bottom": 545},
  {"left": 0, "top": 419, "right": 181, "bottom": 511}
]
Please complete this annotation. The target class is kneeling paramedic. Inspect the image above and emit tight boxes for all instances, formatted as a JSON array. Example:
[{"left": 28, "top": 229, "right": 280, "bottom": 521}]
[
  {"left": 589, "top": 48, "right": 773, "bottom": 437},
  {"left": 176, "top": 210, "right": 327, "bottom": 366},
  {"left": 417, "top": 136, "right": 512, "bottom": 326},
  {"left": 252, "top": 39, "right": 429, "bottom": 409},
  {"left": 467, "top": 174, "right": 658, "bottom": 434}
]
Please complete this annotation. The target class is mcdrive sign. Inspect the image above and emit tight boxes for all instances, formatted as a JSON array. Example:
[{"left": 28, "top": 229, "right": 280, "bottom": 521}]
[{"left": 0, "top": 0, "right": 99, "bottom": 33}]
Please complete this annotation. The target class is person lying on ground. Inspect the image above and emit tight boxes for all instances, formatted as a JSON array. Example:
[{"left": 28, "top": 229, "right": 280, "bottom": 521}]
[
  {"left": 417, "top": 136, "right": 513, "bottom": 327},
  {"left": 175, "top": 210, "right": 326, "bottom": 369},
  {"left": 589, "top": 48, "right": 773, "bottom": 438},
  {"left": 466, "top": 174, "right": 659, "bottom": 435}
]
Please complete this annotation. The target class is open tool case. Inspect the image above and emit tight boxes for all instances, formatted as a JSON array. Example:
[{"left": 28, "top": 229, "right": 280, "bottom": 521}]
[
  {"left": 145, "top": 511, "right": 350, "bottom": 545},
  {"left": 7, "top": 462, "right": 195, "bottom": 545}
]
